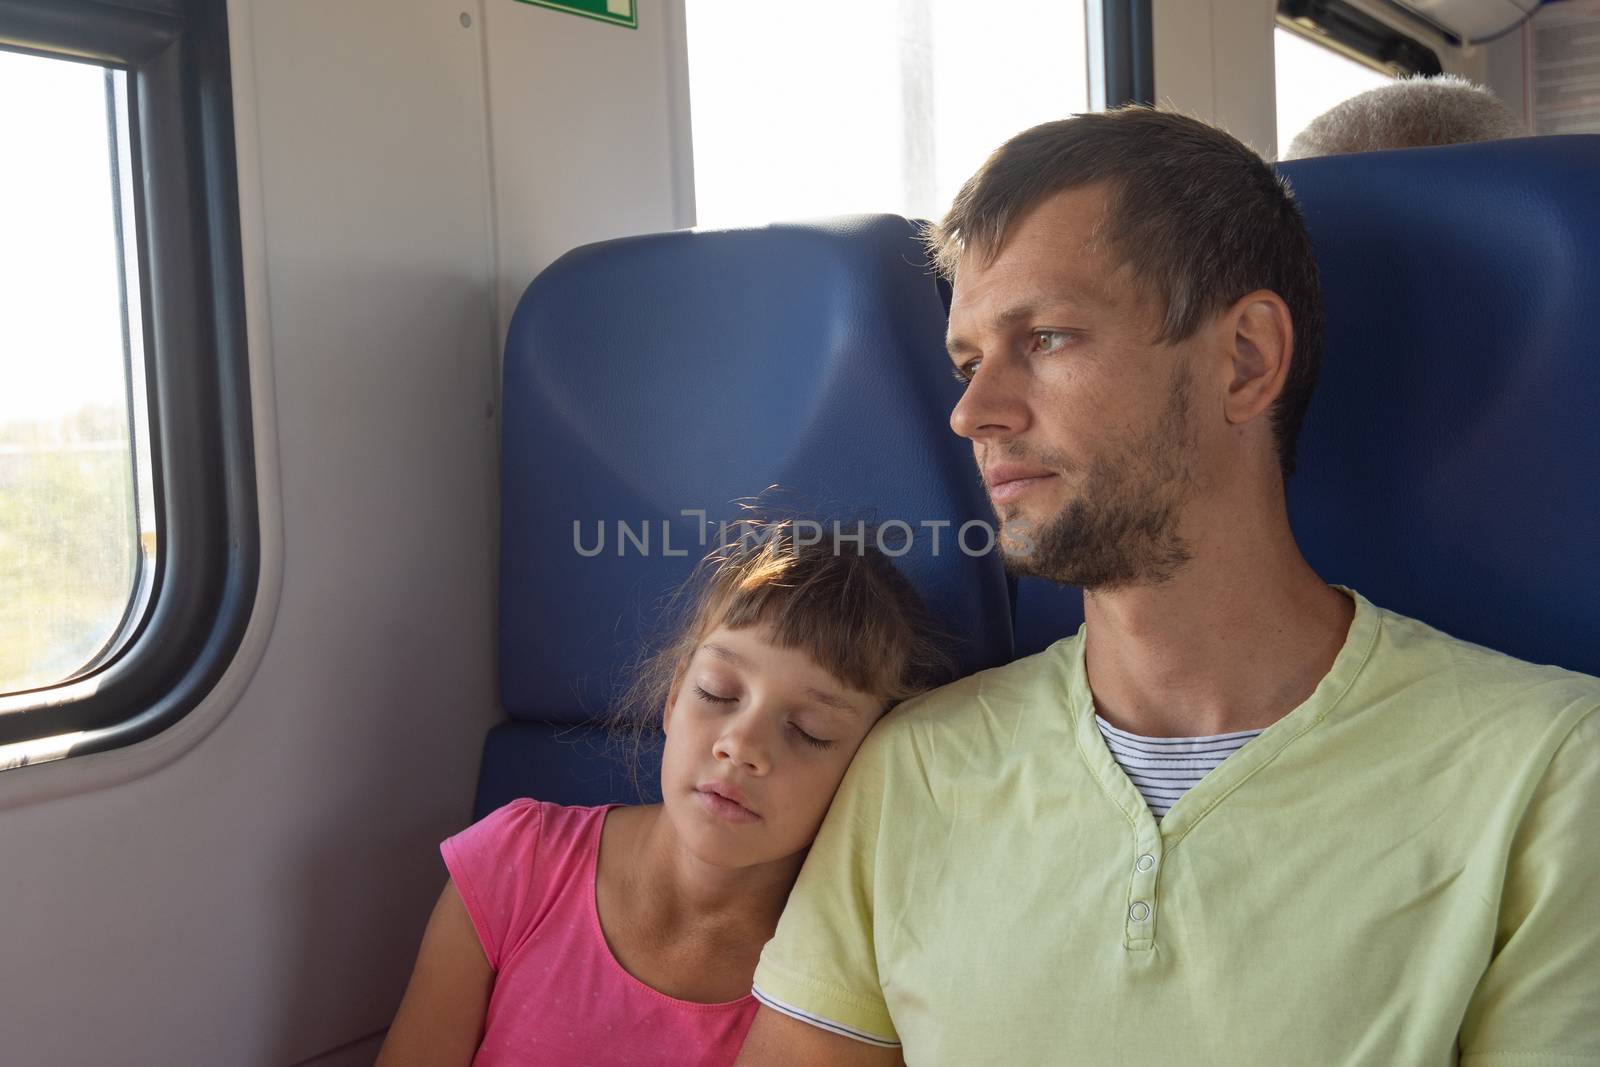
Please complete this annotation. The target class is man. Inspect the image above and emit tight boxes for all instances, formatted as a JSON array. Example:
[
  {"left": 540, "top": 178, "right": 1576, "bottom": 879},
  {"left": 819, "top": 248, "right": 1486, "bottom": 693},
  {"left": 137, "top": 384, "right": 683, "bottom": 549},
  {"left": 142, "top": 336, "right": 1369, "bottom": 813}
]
[
  {"left": 1284, "top": 73, "right": 1524, "bottom": 159},
  {"left": 735, "top": 109, "right": 1599, "bottom": 1065}
]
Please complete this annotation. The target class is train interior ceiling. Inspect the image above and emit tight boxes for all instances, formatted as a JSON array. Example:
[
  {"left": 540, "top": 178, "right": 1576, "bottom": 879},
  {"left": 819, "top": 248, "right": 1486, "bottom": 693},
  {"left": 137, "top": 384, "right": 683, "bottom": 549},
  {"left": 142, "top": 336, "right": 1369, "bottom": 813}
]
[{"left": 0, "top": 0, "right": 1593, "bottom": 1063}]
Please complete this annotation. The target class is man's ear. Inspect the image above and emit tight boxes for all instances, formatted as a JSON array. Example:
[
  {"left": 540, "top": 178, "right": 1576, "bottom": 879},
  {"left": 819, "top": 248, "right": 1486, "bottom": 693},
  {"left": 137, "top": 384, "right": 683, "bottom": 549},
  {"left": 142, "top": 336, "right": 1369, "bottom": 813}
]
[{"left": 1221, "top": 289, "right": 1294, "bottom": 427}]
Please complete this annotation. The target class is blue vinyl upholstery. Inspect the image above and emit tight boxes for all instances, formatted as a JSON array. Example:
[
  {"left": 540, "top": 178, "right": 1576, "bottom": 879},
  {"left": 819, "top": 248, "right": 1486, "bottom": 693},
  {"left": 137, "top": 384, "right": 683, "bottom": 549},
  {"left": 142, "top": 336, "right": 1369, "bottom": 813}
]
[
  {"left": 485, "top": 136, "right": 1600, "bottom": 818},
  {"left": 483, "top": 216, "right": 1012, "bottom": 817},
  {"left": 1285, "top": 137, "right": 1600, "bottom": 673},
  {"left": 1011, "top": 136, "right": 1600, "bottom": 664}
]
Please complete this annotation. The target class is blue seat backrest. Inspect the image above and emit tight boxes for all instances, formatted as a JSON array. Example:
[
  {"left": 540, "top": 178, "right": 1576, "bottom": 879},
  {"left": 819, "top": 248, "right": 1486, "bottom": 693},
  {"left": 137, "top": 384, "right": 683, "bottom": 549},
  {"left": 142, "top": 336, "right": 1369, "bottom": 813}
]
[
  {"left": 483, "top": 215, "right": 1013, "bottom": 817},
  {"left": 1013, "top": 136, "right": 1600, "bottom": 670}
]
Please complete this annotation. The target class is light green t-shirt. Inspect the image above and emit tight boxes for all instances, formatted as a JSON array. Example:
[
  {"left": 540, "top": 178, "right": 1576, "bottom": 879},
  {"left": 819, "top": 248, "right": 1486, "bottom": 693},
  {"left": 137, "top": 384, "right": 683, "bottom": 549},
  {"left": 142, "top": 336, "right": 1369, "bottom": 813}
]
[{"left": 753, "top": 591, "right": 1600, "bottom": 1065}]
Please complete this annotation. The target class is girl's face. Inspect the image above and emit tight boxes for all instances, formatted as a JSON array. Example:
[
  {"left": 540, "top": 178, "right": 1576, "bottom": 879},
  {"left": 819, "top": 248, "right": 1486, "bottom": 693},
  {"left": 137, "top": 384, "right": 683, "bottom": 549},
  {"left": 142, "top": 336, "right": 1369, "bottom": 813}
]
[{"left": 659, "top": 623, "right": 887, "bottom": 870}]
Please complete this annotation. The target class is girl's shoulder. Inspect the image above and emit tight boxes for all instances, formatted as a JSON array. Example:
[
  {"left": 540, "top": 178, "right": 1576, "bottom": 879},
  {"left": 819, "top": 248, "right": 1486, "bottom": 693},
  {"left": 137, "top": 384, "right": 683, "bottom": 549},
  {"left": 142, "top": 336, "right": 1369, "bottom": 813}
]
[
  {"left": 439, "top": 800, "right": 622, "bottom": 971},
  {"left": 449, "top": 798, "right": 615, "bottom": 867}
]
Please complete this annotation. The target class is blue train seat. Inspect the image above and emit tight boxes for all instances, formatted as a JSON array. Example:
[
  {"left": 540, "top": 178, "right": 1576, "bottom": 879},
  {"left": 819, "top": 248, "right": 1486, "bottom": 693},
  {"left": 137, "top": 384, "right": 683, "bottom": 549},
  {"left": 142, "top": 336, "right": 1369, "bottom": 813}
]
[
  {"left": 482, "top": 216, "right": 1013, "bottom": 818},
  {"left": 1012, "top": 135, "right": 1600, "bottom": 670},
  {"left": 487, "top": 135, "right": 1600, "bottom": 818}
]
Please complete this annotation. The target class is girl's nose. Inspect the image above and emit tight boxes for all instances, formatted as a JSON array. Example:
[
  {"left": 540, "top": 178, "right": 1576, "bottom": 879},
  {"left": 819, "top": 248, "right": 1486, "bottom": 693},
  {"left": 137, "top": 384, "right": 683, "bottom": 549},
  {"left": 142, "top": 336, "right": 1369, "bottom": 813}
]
[{"left": 712, "top": 714, "right": 772, "bottom": 775}]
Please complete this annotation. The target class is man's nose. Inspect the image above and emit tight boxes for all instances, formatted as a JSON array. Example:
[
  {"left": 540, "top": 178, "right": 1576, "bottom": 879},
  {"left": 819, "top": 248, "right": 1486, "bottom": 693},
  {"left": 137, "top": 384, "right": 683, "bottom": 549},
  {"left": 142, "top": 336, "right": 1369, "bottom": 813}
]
[
  {"left": 713, "top": 712, "right": 772, "bottom": 775},
  {"left": 950, "top": 357, "right": 1029, "bottom": 441}
]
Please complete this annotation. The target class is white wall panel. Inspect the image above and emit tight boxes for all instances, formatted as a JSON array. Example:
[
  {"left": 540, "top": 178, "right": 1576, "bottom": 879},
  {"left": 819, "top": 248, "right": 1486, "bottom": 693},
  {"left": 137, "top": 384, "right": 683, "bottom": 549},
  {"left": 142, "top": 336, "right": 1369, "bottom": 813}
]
[
  {"left": 0, "top": 1, "right": 503, "bottom": 1062},
  {"left": 1154, "top": 0, "right": 1278, "bottom": 156},
  {"left": 481, "top": 0, "right": 694, "bottom": 342}
]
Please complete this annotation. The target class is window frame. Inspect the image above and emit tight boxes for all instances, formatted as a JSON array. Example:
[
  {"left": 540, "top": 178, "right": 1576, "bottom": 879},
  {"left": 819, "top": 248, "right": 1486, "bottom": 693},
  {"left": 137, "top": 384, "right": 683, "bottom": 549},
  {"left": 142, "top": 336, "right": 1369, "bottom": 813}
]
[
  {"left": 1277, "top": 0, "right": 1444, "bottom": 77},
  {"left": 0, "top": 0, "right": 257, "bottom": 762},
  {"left": 1094, "top": 0, "right": 1155, "bottom": 109}
]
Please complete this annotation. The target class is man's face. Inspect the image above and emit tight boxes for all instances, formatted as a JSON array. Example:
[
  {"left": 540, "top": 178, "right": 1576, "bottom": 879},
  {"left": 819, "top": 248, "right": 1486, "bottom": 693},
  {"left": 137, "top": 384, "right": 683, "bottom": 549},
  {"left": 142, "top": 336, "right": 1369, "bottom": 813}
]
[{"left": 944, "top": 183, "right": 1200, "bottom": 590}]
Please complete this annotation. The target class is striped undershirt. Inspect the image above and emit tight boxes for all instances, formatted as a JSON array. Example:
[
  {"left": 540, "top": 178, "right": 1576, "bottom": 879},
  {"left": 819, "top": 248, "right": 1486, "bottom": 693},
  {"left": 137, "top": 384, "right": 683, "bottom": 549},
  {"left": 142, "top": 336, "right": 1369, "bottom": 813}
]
[{"left": 1094, "top": 714, "right": 1263, "bottom": 819}]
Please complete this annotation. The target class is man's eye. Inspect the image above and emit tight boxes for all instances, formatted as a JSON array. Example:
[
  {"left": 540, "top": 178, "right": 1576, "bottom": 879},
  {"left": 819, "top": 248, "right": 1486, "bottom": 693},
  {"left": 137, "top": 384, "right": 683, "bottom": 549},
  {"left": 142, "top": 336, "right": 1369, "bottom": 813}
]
[
  {"left": 1032, "top": 330, "right": 1071, "bottom": 353},
  {"left": 787, "top": 722, "right": 835, "bottom": 750},
  {"left": 951, "top": 361, "right": 978, "bottom": 385},
  {"left": 693, "top": 685, "right": 736, "bottom": 705}
]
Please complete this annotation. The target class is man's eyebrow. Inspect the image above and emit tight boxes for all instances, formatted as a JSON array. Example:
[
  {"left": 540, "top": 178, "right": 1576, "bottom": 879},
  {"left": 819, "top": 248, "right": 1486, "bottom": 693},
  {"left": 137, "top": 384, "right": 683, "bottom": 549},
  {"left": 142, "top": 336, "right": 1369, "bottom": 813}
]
[
  {"left": 993, "top": 303, "right": 1043, "bottom": 328},
  {"left": 947, "top": 305, "right": 1034, "bottom": 356},
  {"left": 946, "top": 334, "right": 979, "bottom": 359},
  {"left": 947, "top": 301, "right": 1078, "bottom": 357}
]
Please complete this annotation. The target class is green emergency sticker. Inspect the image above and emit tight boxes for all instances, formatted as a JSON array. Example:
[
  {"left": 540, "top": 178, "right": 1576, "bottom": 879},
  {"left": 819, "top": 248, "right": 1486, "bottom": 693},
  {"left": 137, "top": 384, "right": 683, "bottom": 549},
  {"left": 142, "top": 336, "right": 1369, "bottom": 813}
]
[{"left": 514, "top": 0, "right": 637, "bottom": 30}]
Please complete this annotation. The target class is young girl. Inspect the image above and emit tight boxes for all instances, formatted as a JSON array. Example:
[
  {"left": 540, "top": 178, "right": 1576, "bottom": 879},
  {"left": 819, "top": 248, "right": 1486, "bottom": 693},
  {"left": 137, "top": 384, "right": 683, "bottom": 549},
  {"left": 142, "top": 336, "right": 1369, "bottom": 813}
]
[{"left": 376, "top": 518, "right": 953, "bottom": 1066}]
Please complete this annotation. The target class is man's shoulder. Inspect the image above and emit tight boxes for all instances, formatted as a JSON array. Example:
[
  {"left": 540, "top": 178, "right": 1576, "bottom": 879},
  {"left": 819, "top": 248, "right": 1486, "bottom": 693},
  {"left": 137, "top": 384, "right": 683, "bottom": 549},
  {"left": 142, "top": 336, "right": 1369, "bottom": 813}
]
[
  {"left": 871, "top": 634, "right": 1083, "bottom": 746},
  {"left": 1366, "top": 601, "right": 1600, "bottom": 738},
  {"left": 1375, "top": 603, "right": 1598, "bottom": 694}
]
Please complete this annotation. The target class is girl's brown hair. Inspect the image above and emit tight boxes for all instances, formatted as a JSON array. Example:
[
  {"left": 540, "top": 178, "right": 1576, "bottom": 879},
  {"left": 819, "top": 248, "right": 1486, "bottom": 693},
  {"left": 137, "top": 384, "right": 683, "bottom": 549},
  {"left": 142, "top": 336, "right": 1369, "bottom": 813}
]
[{"left": 610, "top": 516, "right": 957, "bottom": 794}]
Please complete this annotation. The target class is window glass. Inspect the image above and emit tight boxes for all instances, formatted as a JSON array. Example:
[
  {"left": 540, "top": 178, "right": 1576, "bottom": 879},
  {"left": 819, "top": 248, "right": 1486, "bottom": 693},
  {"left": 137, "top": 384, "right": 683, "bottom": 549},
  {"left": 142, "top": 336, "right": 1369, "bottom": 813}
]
[
  {"left": 0, "top": 49, "right": 154, "bottom": 695},
  {"left": 686, "top": 0, "right": 1090, "bottom": 227},
  {"left": 1275, "top": 26, "right": 1393, "bottom": 157}
]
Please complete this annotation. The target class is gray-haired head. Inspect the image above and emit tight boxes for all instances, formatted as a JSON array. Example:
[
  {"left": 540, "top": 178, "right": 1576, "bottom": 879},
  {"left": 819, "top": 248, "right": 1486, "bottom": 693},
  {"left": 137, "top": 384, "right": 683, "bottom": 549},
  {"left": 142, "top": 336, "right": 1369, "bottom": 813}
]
[{"left": 1283, "top": 74, "right": 1525, "bottom": 160}]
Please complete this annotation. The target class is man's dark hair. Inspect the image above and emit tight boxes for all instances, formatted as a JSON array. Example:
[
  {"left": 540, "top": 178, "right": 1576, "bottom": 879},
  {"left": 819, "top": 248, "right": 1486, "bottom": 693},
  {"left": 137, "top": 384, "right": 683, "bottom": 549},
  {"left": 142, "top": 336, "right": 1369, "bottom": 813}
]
[{"left": 926, "top": 107, "right": 1324, "bottom": 479}]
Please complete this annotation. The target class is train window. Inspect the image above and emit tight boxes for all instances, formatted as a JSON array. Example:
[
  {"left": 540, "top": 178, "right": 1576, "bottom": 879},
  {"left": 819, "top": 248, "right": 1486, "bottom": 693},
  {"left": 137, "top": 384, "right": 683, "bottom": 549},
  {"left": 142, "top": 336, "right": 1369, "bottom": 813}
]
[
  {"left": 0, "top": 0, "right": 256, "bottom": 770},
  {"left": 0, "top": 51, "right": 155, "bottom": 696},
  {"left": 685, "top": 0, "right": 1091, "bottom": 228},
  {"left": 1274, "top": 25, "right": 1392, "bottom": 154}
]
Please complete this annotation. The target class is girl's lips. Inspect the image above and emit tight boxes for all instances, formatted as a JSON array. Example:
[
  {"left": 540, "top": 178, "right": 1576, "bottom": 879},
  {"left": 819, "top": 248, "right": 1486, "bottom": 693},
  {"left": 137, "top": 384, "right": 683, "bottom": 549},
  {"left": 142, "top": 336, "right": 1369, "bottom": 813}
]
[{"left": 695, "top": 787, "right": 760, "bottom": 823}]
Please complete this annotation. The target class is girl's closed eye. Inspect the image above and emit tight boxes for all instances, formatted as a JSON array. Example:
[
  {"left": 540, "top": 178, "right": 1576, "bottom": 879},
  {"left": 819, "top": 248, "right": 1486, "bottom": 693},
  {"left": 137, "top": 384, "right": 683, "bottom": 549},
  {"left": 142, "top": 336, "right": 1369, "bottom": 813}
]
[
  {"left": 693, "top": 684, "right": 736, "bottom": 705},
  {"left": 787, "top": 721, "right": 834, "bottom": 750}
]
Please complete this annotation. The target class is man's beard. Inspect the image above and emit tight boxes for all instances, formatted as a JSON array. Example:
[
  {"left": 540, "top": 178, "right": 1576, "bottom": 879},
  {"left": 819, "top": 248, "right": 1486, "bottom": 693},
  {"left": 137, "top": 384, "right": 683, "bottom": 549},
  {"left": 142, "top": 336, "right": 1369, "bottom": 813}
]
[{"left": 996, "top": 365, "right": 1198, "bottom": 591}]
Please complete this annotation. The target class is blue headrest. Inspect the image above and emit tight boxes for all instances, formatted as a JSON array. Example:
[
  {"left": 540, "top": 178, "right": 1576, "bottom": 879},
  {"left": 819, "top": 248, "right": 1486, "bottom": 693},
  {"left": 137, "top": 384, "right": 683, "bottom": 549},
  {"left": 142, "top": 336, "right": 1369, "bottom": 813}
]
[
  {"left": 499, "top": 216, "right": 1015, "bottom": 720},
  {"left": 1284, "top": 136, "right": 1600, "bottom": 675},
  {"left": 1014, "top": 136, "right": 1600, "bottom": 672},
  {"left": 488, "top": 215, "right": 1014, "bottom": 812}
]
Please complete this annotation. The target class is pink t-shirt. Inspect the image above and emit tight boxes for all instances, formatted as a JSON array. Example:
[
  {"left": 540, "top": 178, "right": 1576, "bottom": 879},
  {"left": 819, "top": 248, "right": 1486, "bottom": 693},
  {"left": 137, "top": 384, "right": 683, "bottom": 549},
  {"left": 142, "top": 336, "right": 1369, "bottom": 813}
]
[{"left": 441, "top": 799, "right": 758, "bottom": 1066}]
